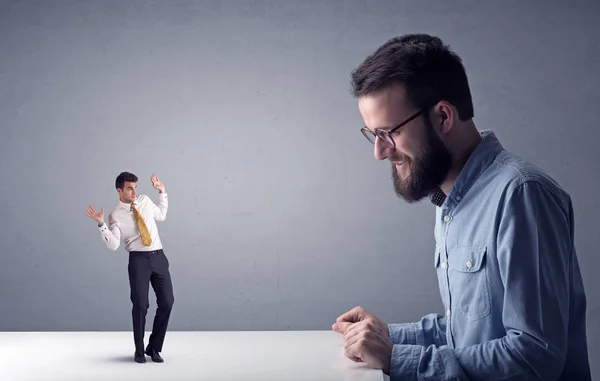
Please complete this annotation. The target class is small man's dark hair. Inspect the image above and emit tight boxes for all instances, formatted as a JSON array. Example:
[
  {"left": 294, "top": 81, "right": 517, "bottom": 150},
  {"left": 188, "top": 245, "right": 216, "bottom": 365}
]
[{"left": 115, "top": 172, "right": 138, "bottom": 190}]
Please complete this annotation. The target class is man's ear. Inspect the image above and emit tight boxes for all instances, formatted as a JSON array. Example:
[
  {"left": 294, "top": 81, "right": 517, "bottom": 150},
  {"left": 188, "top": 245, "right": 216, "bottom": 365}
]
[{"left": 435, "top": 101, "right": 455, "bottom": 134}]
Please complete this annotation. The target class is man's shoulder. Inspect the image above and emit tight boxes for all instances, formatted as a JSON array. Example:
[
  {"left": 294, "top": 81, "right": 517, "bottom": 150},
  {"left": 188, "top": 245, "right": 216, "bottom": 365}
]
[
  {"left": 490, "top": 149, "right": 570, "bottom": 205},
  {"left": 135, "top": 194, "right": 154, "bottom": 207},
  {"left": 108, "top": 205, "right": 123, "bottom": 222}
]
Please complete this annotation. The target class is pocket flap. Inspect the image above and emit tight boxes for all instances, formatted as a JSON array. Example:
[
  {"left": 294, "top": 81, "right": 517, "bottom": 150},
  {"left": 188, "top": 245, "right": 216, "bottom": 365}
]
[{"left": 448, "top": 246, "right": 486, "bottom": 272}]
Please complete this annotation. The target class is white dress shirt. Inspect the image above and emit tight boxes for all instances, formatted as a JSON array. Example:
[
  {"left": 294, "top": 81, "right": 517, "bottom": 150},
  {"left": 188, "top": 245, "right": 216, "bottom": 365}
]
[{"left": 98, "top": 193, "right": 168, "bottom": 252}]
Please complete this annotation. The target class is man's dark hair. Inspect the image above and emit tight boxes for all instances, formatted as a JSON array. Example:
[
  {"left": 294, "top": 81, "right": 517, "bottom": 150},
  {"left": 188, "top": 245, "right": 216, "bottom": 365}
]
[
  {"left": 115, "top": 172, "right": 138, "bottom": 189},
  {"left": 351, "top": 34, "right": 474, "bottom": 121}
]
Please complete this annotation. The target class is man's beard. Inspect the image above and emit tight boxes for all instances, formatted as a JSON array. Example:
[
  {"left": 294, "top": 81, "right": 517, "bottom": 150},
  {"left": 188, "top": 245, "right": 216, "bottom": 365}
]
[{"left": 391, "top": 119, "right": 452, "bottom": 203}]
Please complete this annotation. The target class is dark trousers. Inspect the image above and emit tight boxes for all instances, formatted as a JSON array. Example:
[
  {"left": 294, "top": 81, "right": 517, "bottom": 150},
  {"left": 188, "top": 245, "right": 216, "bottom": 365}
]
[{"left": 128, "top": 249, "right": 174, "bottom": 354}]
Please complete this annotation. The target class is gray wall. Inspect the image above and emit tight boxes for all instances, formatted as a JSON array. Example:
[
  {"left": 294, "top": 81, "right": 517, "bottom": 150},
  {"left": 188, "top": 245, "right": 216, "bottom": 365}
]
[{"left": 1, "top": 0, "right": 598, "bottom": 376}]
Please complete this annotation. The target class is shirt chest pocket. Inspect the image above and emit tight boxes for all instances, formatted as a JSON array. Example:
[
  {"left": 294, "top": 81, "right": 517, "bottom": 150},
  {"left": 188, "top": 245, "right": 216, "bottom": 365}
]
[{"left": 447, "top": 246, "right": 491, "bottom": 321}]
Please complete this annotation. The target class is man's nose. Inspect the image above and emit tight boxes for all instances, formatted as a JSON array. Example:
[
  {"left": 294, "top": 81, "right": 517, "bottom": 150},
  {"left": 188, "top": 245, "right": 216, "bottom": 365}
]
[{"left": 374, "top": 137, "right": 394, "bottom": 161}]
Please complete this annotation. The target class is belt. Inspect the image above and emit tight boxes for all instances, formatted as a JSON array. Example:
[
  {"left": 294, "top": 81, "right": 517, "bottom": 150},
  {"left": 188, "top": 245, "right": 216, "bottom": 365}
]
[{"left": 129, "top": 249, "right": 163, "bottom": 254}]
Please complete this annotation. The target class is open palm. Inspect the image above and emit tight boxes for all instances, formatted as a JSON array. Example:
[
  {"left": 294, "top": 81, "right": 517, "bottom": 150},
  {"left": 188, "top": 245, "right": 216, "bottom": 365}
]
[
  {"left": 86, "top": 205, "right": 104, "bottom": 223},
  {"left": 151, "top": 173, "right": 165, "bottom": 192}
]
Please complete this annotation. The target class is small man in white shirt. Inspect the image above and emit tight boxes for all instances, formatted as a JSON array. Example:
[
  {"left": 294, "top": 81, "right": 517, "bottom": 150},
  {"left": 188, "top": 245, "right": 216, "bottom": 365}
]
[{"left": 86, "top": 171, "right": 174, "bottom": 364}]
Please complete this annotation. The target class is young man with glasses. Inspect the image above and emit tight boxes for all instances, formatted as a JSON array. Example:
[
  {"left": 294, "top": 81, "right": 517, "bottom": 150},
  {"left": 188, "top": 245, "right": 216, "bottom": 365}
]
[{"left": 332, "top": 34, "right": 591, "bottom": 380}]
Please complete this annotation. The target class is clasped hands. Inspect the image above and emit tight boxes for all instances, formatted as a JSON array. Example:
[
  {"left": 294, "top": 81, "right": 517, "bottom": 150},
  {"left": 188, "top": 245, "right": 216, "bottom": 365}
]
[{"left": 332, "top": 306, "right": 393, "bottom": 375}]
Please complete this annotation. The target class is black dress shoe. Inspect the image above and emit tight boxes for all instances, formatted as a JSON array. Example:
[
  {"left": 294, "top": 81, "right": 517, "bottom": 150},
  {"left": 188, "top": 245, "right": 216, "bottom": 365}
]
[
  {"left": 134, "top": 352, "right": 146, "bottom": 363},
  {"left": 145, "top": 346, "right": 164, "bottom": 363}
]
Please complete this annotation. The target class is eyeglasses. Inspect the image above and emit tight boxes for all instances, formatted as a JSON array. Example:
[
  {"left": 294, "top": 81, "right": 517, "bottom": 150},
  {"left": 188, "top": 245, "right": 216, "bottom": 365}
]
[{"left": 360, "top": 105, "right": 432, "bottom": 148}]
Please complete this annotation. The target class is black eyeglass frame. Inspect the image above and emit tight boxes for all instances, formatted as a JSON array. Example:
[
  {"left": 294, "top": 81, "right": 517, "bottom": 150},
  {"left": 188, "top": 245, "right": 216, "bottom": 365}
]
[{"left": 360, "top": 103, "right": 437, "bottom": 148}]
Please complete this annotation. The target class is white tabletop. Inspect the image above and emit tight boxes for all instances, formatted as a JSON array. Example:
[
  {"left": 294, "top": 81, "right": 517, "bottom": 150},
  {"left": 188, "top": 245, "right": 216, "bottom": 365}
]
[{"left": 0, "top": 330, "right": 385, "bottom": 381}]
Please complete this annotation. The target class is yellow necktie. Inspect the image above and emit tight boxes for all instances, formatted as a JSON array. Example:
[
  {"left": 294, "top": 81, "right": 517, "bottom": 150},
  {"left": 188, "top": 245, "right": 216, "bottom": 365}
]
[{"left": 131, "top": 203, "right": 152, "bottom": 246}]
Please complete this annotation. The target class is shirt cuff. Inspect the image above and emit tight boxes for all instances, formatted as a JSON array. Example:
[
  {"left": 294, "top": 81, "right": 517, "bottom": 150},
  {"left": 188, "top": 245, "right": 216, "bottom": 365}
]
[
  {"left": 98, "top": 222, "right": 107, "bottom": 231},
  {"left": 388, "top": 323, "right": 418, "bottom": 345},
  {"left": 389, "top": 345, "right": 420, "bottom": 381}
]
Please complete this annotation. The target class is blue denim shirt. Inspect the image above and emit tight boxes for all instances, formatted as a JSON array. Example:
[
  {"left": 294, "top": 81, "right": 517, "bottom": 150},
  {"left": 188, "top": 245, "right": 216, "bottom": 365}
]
[{"left": 388, "top": 130, "right": 590, "bottom": 380}]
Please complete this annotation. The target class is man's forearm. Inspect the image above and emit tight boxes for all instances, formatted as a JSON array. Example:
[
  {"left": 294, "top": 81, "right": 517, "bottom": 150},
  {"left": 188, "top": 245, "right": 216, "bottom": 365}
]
[
  {"left": 98, "top": 221, "right": 120, "bottom": 251},
  {"left": 389, "top": 329, "right": 569, "bottom": 381},
  {"left": 154, "top": 192, "right": 168, "bottom": 220}
]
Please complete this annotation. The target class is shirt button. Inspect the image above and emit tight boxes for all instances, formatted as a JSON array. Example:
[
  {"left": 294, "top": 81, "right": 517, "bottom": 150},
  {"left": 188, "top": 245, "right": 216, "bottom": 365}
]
[
  {"left": 441, "top": 261, "right": 447, "bottom": 269},
  {"left": 456, "top": 195, "right": 462, "bottom": 201},
  {"left": 443, "top": 215, "right": 451, "bottom": 222},
  {"left": 446, "top": 309, "right": 451, "bottom": 318},
  {"left": 466, "top": 260, "right": 472, "bottom": 269}
]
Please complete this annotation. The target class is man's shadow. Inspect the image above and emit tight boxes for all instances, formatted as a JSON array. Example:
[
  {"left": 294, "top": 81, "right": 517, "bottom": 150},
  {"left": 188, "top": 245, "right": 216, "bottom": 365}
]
[{"left": 105, "top": 355, "right": 135, "bottom": 363}]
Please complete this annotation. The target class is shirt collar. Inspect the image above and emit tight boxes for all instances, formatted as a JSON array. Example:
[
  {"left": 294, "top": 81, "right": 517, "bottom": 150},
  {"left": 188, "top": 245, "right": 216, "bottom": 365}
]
[
  {"left": 119, "top": 196, "right": 138, "bottom": 210},
  {"left": 429, "top": 130, "right": 503, "bottom": 207},
  {"left": 119, "top": 200, "right": 132, "bottom": 210}
]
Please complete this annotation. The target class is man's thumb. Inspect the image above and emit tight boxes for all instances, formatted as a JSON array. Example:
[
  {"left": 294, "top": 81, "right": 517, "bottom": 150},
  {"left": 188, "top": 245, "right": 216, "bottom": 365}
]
[{"left": 332, "top": 321, "right": 351, "bottom": 334}]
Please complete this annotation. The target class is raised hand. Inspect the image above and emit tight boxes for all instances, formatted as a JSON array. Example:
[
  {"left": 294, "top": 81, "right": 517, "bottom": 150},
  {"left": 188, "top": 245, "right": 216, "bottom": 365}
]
[
  {"left": 151, "top": 173, "right": 165, "bottom": 193},
  {"left": 86, "top": 205, "right": 104, "bottom": 225}
]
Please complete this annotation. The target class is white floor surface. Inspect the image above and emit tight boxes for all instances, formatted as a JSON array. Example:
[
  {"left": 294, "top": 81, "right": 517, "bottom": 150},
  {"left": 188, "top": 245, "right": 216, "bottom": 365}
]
[{"left": 0, "top": 330, "right": 386, "bottom": 381}]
